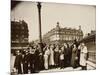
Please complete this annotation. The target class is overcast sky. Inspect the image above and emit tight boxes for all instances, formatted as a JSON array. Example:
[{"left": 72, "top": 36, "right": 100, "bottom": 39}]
[{"left": 11, "top": 1, "right": 96, "bottom": 42}]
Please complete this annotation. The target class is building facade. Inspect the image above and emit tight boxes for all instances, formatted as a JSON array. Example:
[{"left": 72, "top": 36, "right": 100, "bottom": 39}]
[
  {"left": 11, "top": 20, "right": 29, "bottom": 53},
  {"left": 43, "top": 22, "right": 83, "bottom": 45}
]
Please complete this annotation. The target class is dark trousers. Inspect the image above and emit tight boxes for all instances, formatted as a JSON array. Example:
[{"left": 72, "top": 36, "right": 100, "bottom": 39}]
[
  {"left": 23, "top": 63, "right": 28, "bottom": 74},
  {"left": 17, "top": 68, "right": 22, "bottom": 74},
  {"left": 81, "top": 66, "right": 87, "bottom": 70},
  {"left": 30, "top": 64, "right": 35, "bottom": 73},
  {"left": 15, "top": 65, "right": 22, "bottom": 74},
  {"left": 39, "top": 55, "right": 44, "bottom": 70},
  {"left": 34, "top": 61, "right": 39, "bottom": 72}
]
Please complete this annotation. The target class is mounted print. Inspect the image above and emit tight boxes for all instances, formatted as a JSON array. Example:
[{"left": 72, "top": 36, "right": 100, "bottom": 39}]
[{"left": 11, "top": 0, "right": 96, "bottom": 74}]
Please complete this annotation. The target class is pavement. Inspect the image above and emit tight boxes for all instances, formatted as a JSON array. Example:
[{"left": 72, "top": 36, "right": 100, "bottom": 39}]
[
  {"left": 39, "top": 67, "right": 82, "bottom": 73},
  {"left": 39, "top": 65, "right": 95, "bottom": 73},
  {"left": 10, "top": 55, "right": 96, "bottom": 73},
  {"left": 87, "top": 61, "right": 96, "bottom": 70}
]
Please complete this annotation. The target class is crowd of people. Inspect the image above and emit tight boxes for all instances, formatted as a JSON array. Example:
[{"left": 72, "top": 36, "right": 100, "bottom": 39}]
[{"left": 12, "top": 40, "right": 88, "bottom": 74}]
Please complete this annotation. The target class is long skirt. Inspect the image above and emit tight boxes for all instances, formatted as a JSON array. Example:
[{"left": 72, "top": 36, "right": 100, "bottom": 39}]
[
  {"left": 71, "top": 52, "right": 77, "bottom": 68},
  {"left": 54, "top": 52, "right": 59, "bottom": 66},
  {"left": 44, "top": 55, "right": 49, "bottom": 69},
  {"left": 80, "top": 53, "right": 87, "bottom": 66},
  {"left": 49, "top": 51, "right": 54, "bottom": 66}
]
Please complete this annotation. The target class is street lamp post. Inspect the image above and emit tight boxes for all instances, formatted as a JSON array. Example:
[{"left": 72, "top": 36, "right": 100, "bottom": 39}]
[
  {"left": 37, "top": 2, "right": 42, "bottom": 44},
  {"left": 37, "top": 2, "right": 43, "bottom": 52}
]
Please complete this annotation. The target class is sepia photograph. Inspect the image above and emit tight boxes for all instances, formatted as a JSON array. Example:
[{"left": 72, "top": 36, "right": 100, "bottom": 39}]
[{"left": 11, "top": 0, "right": 96, "bottom": 74}]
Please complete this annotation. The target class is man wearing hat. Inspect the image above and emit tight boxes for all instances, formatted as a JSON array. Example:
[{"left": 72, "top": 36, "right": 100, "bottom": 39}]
[
  {"left": 14, "top": 50, "right": 23, "bottom": 74},
  {"left": 29, "top": 47, "right": 35, "bottom": 73},
  {"left": 23, "top": 49, "right": 30, "bottom": 74}
]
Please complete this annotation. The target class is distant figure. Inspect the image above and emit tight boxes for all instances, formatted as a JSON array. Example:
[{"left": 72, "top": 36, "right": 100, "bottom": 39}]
[
  {"left": 54, "top": 45, "right": 60, "bottom": 68},
  {"left": 71, "top": 44, "right": 78, "bottom": 68},
  {"left": 14, "top": 50, "right": 23, "bottom": 74},
  {"left": 80, "top": 43, "right": 88, "bottom": 70},
  {"left": 44, "top": 45, "right": 50, "bottom": 70},
  {"left": 59, "top": 46, "right": 65, "bottom": 69},
  {"left": 49, "top": 44, "right": 55, "bottom": 68}
]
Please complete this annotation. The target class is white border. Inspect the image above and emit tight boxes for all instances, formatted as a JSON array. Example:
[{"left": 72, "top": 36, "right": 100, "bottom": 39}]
[{"left": 0, "top": 0, "right": 98, "bottom": 75}]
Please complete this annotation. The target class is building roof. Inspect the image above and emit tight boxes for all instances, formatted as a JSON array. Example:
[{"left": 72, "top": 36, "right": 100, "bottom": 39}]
[
  {"left": 43, "top": 22, "right": 83, "bottom": 38},
  {"left": 79, "top": 32, "right": 96, "bottom": 43}
]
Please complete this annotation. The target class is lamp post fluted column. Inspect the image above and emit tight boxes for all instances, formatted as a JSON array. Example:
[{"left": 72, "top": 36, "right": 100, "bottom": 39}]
[
  {"left": 37, "top": 2, "right": 43, "bottom": 53},
  {"left": 37, "top": 2, "right": 42, "bottom": 44}
]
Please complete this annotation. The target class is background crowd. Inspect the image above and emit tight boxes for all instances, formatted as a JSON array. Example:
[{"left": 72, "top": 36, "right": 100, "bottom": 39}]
[{"left": 12, "top": 40, "right": 88, "bottom": 74}]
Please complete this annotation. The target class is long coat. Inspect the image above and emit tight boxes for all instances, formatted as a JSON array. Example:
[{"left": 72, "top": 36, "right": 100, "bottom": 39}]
[
  {"left": 23, "top": 53, "right": 30, "bottom": 74},
  {"left": 64, "top": 47, "right": 70, "bottom": 66},
  {"left": 29, "top": 53, "right": 35, "bottom": 73},
  {"left": 44, "top": 49, "right": 50, "bottom": 69},
  {"left": 14, "top": 54, "right": 23, "bottom": 74},
  {"left": 49, "top": 48, "right": 54, "bottom": 66},
  {"left": 71, "top": 48, "right": 78, "bottom": 67},
  {"left": 34, "top": 49, "right": 40, "bottom": 71},
  {"left": 54, "top": 48, "right": 60, "bottom": 65},
  {"left": 80, "top": 46, "right": 88, "bottom": 66}
]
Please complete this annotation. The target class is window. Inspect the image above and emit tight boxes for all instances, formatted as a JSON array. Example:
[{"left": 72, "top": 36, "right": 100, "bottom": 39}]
[
  {"left": 56, "top": 35, "right": 60, "bottom": 40},
  {"left": 16, "top": 35, "right": 18, "bottom": 37},
  {"left": 22, "top": 35, "right": 24, "bottom": 38}
]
